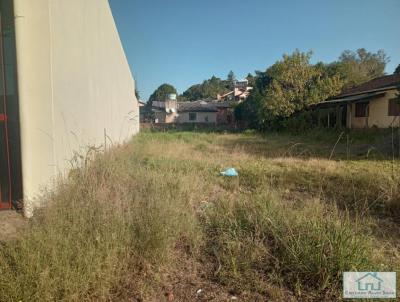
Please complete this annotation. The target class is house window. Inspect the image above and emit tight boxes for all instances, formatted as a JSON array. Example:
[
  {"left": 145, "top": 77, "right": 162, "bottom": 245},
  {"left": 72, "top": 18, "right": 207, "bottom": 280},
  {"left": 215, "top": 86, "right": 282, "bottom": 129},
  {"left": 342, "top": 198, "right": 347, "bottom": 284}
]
[
  {"left": 204, "top": 115, "right": 209, "bottom": 122},
  {"left": 355, "top": 102, "right": 369, "bottom": 117},
  {"left": 388, "top": 98, "right": 400, "bottom": 116},
  {"left": 189, "top": 112, "right": 197, "bottom": 121}
]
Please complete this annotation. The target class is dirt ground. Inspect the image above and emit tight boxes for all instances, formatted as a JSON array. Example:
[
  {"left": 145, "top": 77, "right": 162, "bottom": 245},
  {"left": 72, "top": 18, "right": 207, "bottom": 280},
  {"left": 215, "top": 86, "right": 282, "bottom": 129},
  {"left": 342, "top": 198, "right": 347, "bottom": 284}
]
[{"left": 0, "top": 210, "right": 27, "bottom": 241}]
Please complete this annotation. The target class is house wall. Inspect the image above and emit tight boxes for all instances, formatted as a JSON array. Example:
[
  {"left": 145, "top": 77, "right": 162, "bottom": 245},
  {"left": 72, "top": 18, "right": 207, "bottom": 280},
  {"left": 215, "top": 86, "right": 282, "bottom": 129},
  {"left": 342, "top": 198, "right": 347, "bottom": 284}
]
[
  {"left": 154, "top": 112, "right": 166, "bottom": 123},
  {"left": 368, "top": 90, "right": 400, "bottom": 127},
  {"left": 13, "top": 0, "right": 139, "bottom": 216},
  {"left": 154, "top": 111, "right": 178, "bottom": 123},
  {"left": 348, "top": 90, "right": 400, "bottom": 128},
  {"left": 217, "top": 108, "right": 234, "bottom": 124},
  {"left": 177, "top": 112, "right": 217, "bottom": 123},
  {"left": 165, "top": 112, "right": 178, "bottom": 123}
]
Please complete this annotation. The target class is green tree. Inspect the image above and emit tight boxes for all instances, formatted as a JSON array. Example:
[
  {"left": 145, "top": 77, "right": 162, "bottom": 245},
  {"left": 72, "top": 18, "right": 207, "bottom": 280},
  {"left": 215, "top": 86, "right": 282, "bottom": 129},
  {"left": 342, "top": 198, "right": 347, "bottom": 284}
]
[
  {"left": 246, "top": 73, "right": 255, "bottom": 87},
  {"left": 263, "top": 51, "right": 343, "bottom": 117},
  {"left": 181, "top": 76, "right": 231, "bottom": 101},
  {"left": 329, "top": 48, "right": 389, "bottom": 88},
  {"left": 234, "top": 88, "right": 265, "bottom": 128},
  {"left": 148, "top": 83, "right": 177, "bottom": 104},
  {"left": 227, "top": 70, "right": 236, "bottom": 87},
  {"left": 394, "top": 64, "right": 400, "bottom": 74},
  {"left": 235, "top": 50, "right": 343, "bottom": 128}
]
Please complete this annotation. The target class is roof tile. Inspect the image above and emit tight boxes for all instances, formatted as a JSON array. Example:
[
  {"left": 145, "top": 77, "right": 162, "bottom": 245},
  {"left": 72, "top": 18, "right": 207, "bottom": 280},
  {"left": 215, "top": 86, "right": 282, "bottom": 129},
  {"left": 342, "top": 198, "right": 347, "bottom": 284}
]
[{"left": 338, "top": 74, "right": 400, "bottom": 97}]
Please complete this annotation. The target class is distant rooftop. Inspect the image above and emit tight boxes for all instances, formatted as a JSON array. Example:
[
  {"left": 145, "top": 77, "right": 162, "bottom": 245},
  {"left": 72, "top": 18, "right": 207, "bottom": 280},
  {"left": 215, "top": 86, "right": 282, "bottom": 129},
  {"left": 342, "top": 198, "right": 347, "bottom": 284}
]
[
  {"left": 338, "top": 74, "right": 400, "bottom": 97},
  {"left": 151, "top": 99, "right": 235, "bottom": 112},
  {"left": 178, "top": 101, "right": 218, "bottom": 112}
]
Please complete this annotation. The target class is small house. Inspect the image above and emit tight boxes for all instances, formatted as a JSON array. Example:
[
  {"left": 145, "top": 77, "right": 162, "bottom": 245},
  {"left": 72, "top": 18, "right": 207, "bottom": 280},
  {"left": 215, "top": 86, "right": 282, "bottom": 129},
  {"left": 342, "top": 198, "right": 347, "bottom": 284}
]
[
  {"left": 151, "top": 98, "right": 219, "bottom": 124},
  {"left": 318, "top": 74, "right": 400, "bottom": 128},
  {"left": 177, "top": 101, "right": 218, "bottom": 123}
]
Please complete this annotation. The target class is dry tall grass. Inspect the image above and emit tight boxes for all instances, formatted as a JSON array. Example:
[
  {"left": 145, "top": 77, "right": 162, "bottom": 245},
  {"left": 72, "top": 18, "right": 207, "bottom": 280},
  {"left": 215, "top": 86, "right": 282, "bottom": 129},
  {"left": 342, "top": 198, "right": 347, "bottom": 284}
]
[{"left": 0, "top": 130, "right": 399, "bottom": 301}]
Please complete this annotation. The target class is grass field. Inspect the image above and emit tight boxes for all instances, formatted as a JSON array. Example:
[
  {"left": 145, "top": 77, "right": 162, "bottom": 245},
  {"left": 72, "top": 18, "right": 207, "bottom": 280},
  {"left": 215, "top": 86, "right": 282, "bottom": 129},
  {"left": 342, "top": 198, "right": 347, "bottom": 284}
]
[{"left": 0, "top": 129, "right": 399, "bottom": 301}]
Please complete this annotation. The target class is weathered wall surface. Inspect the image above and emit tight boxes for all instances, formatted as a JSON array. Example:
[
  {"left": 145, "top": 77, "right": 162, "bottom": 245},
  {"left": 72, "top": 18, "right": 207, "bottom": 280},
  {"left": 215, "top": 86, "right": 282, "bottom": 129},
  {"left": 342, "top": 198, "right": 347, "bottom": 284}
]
[
  {"left": 349, "top": 90, "right": 400, "bottom": 128},
  {"left": 178, "top": 112, "right": 217, "bottom": 123},
  {"left": 154, "top": 111, "right": 179, "bottom": 123},
  {"left": 367, "top": 90, "right": 399, "bottom": 128},
  {"left": 13, "top": 0, "right": 139, "bottom": 216}
]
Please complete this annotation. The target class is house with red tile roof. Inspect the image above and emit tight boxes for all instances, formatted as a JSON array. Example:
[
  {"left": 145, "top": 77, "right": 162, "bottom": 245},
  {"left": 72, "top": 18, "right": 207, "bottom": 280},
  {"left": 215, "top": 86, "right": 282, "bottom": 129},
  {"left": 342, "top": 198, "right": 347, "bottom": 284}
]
[{"left": 318, "top": 74, "right": 400, "bottom": 128}]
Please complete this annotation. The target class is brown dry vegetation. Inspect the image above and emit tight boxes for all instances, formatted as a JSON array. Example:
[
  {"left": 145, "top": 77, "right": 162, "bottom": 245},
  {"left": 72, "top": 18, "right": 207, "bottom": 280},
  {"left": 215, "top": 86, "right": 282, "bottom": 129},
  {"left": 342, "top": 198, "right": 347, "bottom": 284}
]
[{"left": 0, "top": 129, "right": 399, "bottom": 301}]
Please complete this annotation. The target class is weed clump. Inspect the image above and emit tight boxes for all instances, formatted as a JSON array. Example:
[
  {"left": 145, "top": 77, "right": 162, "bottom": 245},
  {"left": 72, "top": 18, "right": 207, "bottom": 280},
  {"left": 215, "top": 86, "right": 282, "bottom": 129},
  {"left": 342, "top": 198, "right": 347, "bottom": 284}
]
[{"left": 203, "top": 194, "right": 376, "bottom": 297}]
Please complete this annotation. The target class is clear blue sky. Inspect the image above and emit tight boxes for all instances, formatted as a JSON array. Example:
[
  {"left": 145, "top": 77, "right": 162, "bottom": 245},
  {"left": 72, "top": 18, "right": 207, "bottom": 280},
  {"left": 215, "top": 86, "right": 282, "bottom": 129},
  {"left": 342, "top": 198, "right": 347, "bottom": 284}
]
[{"left": 109, "top": 0, "right": 400, "bottom": 101}]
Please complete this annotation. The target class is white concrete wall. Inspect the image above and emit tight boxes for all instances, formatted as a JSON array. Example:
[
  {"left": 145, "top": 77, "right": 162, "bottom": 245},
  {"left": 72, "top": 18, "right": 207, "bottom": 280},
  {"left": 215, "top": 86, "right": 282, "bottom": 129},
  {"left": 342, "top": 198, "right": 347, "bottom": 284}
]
[
  {"left": 349, "top": 90, "right": 400, "bottom": 128},
  {"left": 13, "top": 0, "right": 139, "bottom": 216}
]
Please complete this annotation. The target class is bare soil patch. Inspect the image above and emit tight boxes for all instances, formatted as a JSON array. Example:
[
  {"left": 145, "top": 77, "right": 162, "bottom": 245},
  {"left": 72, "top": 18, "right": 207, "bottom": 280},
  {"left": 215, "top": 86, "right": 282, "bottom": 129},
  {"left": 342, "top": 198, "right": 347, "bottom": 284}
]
[{"left": 0, "top": 211, "right": 26, "bottom": 241}]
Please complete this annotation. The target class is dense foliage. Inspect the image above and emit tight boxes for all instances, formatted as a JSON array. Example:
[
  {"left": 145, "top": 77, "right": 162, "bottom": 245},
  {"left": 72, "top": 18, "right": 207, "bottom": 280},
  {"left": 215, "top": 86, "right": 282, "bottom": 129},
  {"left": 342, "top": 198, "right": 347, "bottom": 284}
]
[
  {"left": 235, "top": 50, "right": 343, "bottom": 129},
  {"left": 235, "top": 49, "right": 389, "bottom": 130},
  {"left": 148, "top": 83, "right": 177, "bottom": 103},
  {"left": 327, "top": 48, "right": 389, "bottom": 89},
  {"left": 180, "top": 73, "right": 235, "bottom": 101}
]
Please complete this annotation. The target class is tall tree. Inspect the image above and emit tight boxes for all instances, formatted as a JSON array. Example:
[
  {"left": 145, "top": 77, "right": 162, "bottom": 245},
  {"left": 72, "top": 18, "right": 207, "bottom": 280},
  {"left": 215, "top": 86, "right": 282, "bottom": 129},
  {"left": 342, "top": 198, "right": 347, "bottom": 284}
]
[
  {"left": 227, "top": 70, "right": 236, "bottom": 83},
  {"left": 181, "top": 76, "right": 231, "bottom": 101},
  {"left": 246, "top": 73, "right": 255, "bottom": 87},
  {"left": 394, "top": 64, "right": 400, "bottom": 75},
  {"left": 235, "top": 50, "right": 343, "bottom": 127},
  {"left": 330, "top": 48, "right": 389, "bottom": 89},
  {"left": 264, "top": 51, "right": 343, "bottom": 117},
  {"left": 148, "top": 84, "right": 177, "bottom": 103}
]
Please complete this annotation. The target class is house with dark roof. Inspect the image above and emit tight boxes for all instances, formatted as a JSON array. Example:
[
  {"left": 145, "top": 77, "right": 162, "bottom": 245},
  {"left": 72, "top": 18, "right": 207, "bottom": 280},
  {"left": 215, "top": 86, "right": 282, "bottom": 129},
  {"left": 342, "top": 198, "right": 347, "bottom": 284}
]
[
  {"left": 177, "top": 101, "right": 218, "bottom": 123},
  {"left": 318, "top": 74, "right": 400, "bottom": 128}
]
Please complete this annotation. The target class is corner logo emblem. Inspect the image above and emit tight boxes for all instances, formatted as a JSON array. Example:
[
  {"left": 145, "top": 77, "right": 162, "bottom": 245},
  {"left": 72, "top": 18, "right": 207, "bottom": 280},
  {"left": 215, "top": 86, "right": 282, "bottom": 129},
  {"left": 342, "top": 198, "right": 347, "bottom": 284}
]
[
  {"left": 356, "top": 272, "right": 383, "bottom": 291},
  {"left": 343, "top": 272, "right": 396, "bottom": 299}
]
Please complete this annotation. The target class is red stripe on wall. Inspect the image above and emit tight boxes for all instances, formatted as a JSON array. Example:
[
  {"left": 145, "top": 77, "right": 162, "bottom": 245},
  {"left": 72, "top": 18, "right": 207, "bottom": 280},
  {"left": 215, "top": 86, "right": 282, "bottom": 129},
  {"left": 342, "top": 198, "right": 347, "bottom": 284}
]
[{"left": 0, "top": 113, "right": 7, "bottom": 122}]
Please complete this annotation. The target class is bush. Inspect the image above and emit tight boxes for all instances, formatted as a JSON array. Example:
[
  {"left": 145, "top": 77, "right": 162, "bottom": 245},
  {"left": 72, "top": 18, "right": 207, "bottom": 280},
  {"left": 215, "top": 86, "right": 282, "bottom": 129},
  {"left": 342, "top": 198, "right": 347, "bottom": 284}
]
[{"left": 281, "top": 110, "right": 318, "bottom": 133}]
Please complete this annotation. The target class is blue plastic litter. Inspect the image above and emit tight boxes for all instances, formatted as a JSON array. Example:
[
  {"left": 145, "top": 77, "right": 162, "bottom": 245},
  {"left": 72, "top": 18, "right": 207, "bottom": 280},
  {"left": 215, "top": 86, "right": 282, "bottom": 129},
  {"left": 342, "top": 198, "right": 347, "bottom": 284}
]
[{"left": 220, "top": 168, "right": 238, "bottom": 177}]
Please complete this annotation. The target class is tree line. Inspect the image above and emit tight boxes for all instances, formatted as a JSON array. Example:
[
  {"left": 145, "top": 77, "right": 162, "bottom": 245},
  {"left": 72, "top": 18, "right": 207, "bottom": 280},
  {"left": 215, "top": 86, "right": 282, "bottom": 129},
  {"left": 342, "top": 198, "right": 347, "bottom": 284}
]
[
  {"left": 147, "top": 48, "right": 398, "bottom": 129},
  {"left": 147, "top": 70, "right": 238, "bottom": 105}
]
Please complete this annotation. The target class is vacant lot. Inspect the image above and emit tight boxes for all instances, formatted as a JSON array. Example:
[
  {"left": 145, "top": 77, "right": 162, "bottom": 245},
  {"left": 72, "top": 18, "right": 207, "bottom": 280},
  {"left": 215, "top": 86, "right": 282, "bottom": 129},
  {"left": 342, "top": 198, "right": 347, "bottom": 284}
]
[{"left": 1, "top": 129, "right": 399, "bottom": 301}]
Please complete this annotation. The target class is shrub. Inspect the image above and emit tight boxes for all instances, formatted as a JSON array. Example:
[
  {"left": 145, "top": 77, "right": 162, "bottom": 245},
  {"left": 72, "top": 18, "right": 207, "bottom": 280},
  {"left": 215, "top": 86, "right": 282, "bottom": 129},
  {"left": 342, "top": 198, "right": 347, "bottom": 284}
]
[{"left": 281, "top": 110, "right": 318, "bottom": 133}]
